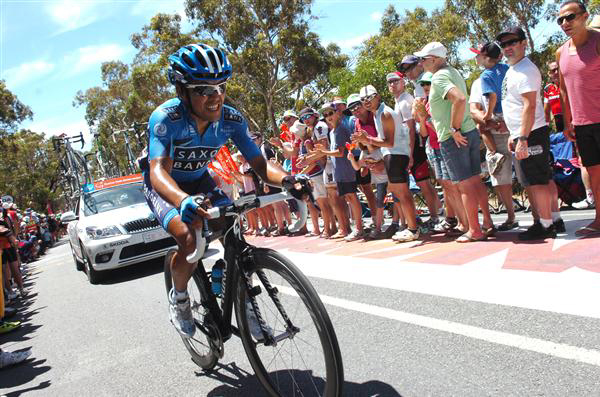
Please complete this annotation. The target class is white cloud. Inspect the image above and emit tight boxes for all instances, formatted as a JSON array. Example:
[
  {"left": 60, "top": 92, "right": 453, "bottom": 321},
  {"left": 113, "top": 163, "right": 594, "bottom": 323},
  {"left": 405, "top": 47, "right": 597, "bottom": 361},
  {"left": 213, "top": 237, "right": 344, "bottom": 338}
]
[
  {"left": 130, "top": 0, "right": 193, "bottom": 31},
  {"left": 64, "top": 44, "right": 129, "bottom": 74},
  {"left": 370, "top": 11, "right": 383, "bottom": 21},
  {"left": 326, "top": 34, "right": 372, "bottom": 51},
  {"left": 2, "top": 61, "right": 55, "bottom": 89},
  {"left": 46, "top": 0, "right": 102, "bottom": 34}
]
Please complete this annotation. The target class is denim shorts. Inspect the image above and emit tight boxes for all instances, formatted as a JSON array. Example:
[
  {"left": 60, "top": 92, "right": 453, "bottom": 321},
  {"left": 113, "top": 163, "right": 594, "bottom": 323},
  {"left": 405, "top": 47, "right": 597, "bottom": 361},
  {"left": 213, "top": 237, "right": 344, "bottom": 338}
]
[
  {"left": 375, "top": 183, "right": 388, "bottom": 208},
  {"left": 425, "top": 141, "right": 450, "bottom": 181},
  {"left": 439, "top": 129, "right": 482, "bottom": 182}
]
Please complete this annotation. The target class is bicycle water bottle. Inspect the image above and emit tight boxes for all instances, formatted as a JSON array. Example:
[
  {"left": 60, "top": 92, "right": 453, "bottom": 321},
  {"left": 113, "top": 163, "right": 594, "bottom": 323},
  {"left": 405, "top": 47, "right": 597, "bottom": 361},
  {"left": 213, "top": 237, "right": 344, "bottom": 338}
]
[
  {"left": 527, "top": 145, "right": 543, "bottom": 156},
  {"left": 211, "top": 259, "right": 225, "bottom": 296}
]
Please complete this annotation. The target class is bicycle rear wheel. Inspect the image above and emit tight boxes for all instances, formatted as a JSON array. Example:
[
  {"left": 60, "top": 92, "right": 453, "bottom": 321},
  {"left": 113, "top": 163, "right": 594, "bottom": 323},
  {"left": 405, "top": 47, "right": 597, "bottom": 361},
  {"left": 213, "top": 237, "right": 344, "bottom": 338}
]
[
  {"left": 235, "top": 248, "right": 344, "bottom": 397},
  {"left": 163, "top": 249, "right": 219, "bottom": 370}
]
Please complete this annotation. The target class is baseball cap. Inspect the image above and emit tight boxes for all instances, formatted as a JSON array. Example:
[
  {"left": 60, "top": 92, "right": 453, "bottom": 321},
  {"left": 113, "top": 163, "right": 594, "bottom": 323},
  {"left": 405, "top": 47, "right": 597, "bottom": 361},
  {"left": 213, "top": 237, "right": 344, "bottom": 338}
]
[
  {"left": 414, "top": 42, "right": 447, "bottom": 58},
  {"left": 359, "top": 85, "right": 378, "bottom": 99},
  {"left": 417, "top": 72, "right": 433, "bottom": 84},
  {"left": 397, "top": 55, "right": 420, "bottom": 72},
  {"left": 496, "top": 26, "right": 526, "bottom": 42},
  {"left": 347, "top": 93, "right": 362, "bottom": 107},
  {"left": 386, "top": 71, "right": 405, "bottom": 82},
  {"left": 298, "top": 107, "right": 318, "bottom": 120},
  {"left": 319, "top": 102, "right": 336, "bottom": 115},
  {"left": 283, "top": 110, "right": 298, "bottom": 119},
  {"left": 470, "top": 42, "right": 501, "bottom": 59},
  {"left": 332, "top": 98, "right": 346, "bottom": 106}
]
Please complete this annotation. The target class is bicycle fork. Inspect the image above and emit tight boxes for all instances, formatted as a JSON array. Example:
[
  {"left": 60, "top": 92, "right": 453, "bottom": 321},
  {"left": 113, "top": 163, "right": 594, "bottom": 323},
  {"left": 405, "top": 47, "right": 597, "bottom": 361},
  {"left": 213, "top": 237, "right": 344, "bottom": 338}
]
[{"left": 240, "top": 253, "right": 300, "bottom": 347}]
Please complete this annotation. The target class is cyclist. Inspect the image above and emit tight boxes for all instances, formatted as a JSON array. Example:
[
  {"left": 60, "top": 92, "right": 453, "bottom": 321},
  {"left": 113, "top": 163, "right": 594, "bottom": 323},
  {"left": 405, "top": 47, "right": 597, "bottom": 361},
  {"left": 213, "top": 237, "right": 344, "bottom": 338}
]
[{"left": 143, "top": 44, "right": 308, "bottom": 339}]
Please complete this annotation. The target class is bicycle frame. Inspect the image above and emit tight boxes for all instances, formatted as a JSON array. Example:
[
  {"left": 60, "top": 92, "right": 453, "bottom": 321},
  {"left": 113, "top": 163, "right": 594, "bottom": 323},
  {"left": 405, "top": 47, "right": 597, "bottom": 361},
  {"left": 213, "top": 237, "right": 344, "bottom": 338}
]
[{"left": 190, "top": 192, "right": 307, "bottom": 343}]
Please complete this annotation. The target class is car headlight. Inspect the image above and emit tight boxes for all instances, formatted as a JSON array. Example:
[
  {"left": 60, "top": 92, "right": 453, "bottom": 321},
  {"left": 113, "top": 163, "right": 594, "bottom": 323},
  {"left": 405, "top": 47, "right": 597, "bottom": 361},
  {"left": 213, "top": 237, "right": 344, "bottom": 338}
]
[{"left": 85, "top": 226, "right": 122, "bottom": 239}]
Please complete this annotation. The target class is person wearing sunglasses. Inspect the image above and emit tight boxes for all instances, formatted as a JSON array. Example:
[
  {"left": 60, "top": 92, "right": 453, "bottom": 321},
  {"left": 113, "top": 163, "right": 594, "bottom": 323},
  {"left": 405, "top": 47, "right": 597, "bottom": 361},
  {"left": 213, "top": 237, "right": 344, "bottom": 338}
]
[
  {"left": 397, "top": 55, "right": 427, "bottom": 99},
  {"left": 312, "top": 103, "right": 364, "bottom": 242},
  {"left": 353, "top": 85, "right": 420, "bottom": 243},
  {"left": 144, "top": 44, "right": 311, "bottom": 339},
  {"left": 556, "top": 1, "right": 600, "bottom": 236},
  {"left": 415, "top": 41, "right": 494, "bottom": 243},
  {"left": 496, "top": 27, "right": 560, "bottom": 240},
  {"left": 543, "top": 61, "right": 564, "bottom": 132}
]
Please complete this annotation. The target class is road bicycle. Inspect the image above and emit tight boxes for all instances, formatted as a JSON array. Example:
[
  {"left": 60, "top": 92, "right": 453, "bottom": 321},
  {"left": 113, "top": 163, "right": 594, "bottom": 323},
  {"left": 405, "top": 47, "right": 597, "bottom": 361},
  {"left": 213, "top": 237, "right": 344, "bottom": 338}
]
[{"left": 163, "top": 191, "right": 344, "bottom": 396}]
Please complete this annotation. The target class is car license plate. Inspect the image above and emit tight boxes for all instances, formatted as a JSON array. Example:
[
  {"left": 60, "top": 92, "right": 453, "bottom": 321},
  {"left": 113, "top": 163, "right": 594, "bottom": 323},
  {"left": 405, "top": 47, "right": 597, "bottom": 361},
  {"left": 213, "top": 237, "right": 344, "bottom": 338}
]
[{"left": 143, "top": 230, "right": 164, "bottom": 243}]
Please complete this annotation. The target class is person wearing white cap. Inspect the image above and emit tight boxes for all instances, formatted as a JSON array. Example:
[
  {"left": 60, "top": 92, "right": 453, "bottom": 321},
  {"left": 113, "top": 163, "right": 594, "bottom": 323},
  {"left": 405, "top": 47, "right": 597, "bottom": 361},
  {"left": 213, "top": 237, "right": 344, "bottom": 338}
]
[
  {"left": 313, "top": 102, "right": 364, "bottom": 241},
  {"left": 416, "top": 41, "right": 494, "bottom": 242},
  {"left": 353, "top": 85, "right": 420, "bottom": 242}
]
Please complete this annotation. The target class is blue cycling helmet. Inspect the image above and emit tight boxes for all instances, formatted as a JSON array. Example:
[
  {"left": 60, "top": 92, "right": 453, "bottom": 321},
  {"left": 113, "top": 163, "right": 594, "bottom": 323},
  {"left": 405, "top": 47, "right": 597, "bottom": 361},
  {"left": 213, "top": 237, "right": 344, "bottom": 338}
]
[{"left": 167, "top": 44, "right": 232, "bottom": 85}]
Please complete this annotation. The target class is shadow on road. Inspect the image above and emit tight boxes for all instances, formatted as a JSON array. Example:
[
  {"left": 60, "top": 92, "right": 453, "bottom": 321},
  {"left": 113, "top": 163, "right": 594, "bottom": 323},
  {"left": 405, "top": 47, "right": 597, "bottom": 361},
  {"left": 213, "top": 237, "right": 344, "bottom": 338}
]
[
  {"left": 97, "top": 256, "right": 165, "bottom": 285},
  {"left": 1, "top": 357, "right": 52, "bottom": 395},
  {"left": 197, "top": 361, "right": 402, "bottom": 396}
]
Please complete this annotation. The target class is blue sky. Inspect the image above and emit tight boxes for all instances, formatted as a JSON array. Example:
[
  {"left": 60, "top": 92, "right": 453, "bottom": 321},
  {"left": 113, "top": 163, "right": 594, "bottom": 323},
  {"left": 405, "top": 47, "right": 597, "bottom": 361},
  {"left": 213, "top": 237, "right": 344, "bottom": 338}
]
[{"left": 1, "top": 0, "right": 563, "bottom": 146}]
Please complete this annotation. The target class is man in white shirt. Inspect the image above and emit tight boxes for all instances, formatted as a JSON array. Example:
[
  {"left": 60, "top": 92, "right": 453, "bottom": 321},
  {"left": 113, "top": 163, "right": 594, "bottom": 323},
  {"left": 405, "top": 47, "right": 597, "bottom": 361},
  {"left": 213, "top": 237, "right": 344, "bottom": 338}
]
[{"left": 497, "top": 27, "right": 557, "bottom": 240}]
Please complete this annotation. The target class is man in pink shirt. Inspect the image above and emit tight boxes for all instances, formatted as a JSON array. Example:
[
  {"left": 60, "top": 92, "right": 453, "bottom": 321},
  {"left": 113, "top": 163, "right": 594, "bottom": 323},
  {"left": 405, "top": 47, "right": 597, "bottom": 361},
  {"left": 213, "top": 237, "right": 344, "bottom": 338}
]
[{"left": 557, "top": 0, "right": 600, "bottom": 235}]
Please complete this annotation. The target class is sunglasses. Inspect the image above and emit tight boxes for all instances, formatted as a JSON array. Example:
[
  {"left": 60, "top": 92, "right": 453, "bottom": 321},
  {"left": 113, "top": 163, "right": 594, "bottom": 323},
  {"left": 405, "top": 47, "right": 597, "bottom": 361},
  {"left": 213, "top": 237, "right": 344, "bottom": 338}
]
[
  {"left": 300, "top": 114, "right": 314, "bottom": 122},
  {"left": 361, "top": 93, "right": 377, "bottom": 103},
  {"left": 388, "top": 79, "right": 402, "bottom": 85},
  {"left": 348, "top": 103, "right": 362, "bottom": 112},
  {"left": 557, "top": 12, "right": 583, "bottom": 25},
  {"left": 188, "top": 81, "right": 227, "bottom": 96},
  {"left": 498, "top": 38, "right": 522, "bottom": 48},
  {"left": 419, "top": 82, "right": 431, "bottom": 87},
  {"left": 397, "top": 62, "right": 417, "bottom": 73},
  {"left": 323, "top": 110, "right": 335, "bottom": 118}
]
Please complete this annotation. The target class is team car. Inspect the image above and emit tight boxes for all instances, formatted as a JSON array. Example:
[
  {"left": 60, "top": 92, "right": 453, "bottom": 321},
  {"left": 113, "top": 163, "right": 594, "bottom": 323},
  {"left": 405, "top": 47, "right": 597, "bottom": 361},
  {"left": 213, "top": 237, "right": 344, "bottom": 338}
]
[{"left": 65, "top": 175, "right": 176, "bottom": 284}]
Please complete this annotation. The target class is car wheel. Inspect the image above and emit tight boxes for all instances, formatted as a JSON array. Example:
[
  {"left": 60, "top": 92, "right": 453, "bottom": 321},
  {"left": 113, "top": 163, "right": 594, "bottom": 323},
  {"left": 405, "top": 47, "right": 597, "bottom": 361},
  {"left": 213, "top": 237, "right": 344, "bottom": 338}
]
[
  {"left": 84, "top": 253, "right": 103, "bottom": 285},
  {"left": 71, "top": 242, "right": 84, "bottom": 271}
]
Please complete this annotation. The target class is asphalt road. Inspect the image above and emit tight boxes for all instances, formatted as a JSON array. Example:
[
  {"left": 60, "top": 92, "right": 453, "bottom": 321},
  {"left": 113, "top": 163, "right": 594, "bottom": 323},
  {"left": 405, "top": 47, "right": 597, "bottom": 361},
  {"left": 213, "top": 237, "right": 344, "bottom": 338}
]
[{"left": 2, "top": 209, "right": 600, "bottom": 396}]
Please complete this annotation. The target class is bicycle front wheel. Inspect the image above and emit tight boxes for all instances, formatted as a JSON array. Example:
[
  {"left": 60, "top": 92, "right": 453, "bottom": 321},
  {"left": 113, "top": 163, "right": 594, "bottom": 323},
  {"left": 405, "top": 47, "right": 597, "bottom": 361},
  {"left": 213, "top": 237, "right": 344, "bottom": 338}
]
[
  {"left": 164, "top": 249, "right": 219, "bottom": 370},
  {"left": 235, "top": 248, "right": 344, "bottom": 397}
]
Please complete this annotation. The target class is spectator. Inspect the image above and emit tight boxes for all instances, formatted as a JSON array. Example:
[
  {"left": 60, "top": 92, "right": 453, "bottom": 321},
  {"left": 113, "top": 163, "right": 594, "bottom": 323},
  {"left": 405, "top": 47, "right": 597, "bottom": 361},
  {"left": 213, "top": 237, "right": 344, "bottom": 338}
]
[
  {"left": 397, "top": 55, "right": 426, "bottom": 98},
  {"left": 388, "top": 71, "right": 442, "bottom": 228},
  {"left": 299, "top": 107, "right": 337, "bottom": 238},
  {"left": 470, "top": 46, "right": 518, "bottom": 231},
  {"left": 497, "top": 27, "right": 557, "bottom": 240},
  {"left": 416, "top": 42, "right": 494, "bottom": 242},
  {"left": 314, "top": 102, "right": 364, "bottom": 241},
  {"left": 557, "top": 1, "right": 600, "bottom": 236},
  {"left": 544, "top": 61, "right": 564, "bottom": 132},
  {"left": 354, "top": 85, "right": 421, "bottom": 242},
  {"left": 345, "top": 94, "right": 379, "bottom": 230},
  {"left": 413, "top": 72, "right": 468, "bottom": 234}
]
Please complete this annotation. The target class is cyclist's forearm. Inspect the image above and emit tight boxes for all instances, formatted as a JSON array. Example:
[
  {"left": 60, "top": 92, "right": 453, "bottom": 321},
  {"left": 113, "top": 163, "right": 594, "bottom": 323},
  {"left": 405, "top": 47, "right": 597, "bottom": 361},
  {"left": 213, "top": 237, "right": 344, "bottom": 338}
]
[{"left": 249, "top": 155, "right": 288, "bottom": 187}]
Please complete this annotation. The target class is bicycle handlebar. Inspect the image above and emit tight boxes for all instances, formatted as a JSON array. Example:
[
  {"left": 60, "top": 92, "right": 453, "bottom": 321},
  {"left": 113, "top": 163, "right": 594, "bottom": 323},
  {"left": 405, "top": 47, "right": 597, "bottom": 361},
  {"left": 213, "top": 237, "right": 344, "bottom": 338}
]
[{"left": 186, "top": 191, "right": 308, "bottom": 263}]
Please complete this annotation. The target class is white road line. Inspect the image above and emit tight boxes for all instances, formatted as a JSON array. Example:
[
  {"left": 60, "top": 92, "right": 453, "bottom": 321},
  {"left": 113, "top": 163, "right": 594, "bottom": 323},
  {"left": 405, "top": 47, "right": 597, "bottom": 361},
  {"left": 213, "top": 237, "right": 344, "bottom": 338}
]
[{"left": 277, "top": 285, "right": 600, "bottom": 367}]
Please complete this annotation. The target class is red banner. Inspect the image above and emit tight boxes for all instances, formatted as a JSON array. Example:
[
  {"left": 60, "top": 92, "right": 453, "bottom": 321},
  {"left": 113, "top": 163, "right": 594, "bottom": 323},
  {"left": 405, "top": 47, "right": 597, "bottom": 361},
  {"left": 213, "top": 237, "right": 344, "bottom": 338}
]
[
  {"left": 215, "top": 146, "right": 239, "bottom": 174},
  {"left": 208, "top": 162, "right": 233, "bottom": 184}
]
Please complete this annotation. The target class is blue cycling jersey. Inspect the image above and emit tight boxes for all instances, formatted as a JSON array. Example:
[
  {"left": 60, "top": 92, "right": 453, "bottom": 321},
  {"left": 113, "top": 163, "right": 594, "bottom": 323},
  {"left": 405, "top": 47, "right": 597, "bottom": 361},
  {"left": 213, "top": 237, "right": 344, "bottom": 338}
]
[{"left": 147, "top": 98, "right": 261, "bottom": 183}]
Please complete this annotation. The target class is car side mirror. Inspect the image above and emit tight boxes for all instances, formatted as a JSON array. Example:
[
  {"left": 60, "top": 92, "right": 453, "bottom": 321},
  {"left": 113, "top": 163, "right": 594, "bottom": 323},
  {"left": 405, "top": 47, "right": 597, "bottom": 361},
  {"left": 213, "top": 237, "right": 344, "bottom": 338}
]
[{"left": 61, "top": 211, "right": 78, "bottom": 222}]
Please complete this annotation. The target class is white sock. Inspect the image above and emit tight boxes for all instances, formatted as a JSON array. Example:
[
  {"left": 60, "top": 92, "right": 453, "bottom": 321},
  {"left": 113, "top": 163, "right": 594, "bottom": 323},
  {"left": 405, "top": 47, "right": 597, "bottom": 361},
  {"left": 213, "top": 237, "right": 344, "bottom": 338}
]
[
  {"left": 540, "top": 218, "right": 552, "bottom": 228},
  {"left": 174, "top": 289, "right": 188, "bottom": 299},
  {"left": 552, "top": 212, "right": 561, "bottom": 222}
]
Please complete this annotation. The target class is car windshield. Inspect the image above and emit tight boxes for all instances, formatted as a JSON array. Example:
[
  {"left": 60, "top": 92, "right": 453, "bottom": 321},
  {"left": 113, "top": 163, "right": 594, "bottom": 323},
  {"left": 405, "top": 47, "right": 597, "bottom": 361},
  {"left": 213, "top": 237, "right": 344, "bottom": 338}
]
[{"left": 82, "top": 183, "right": 146, "bottom": 216}]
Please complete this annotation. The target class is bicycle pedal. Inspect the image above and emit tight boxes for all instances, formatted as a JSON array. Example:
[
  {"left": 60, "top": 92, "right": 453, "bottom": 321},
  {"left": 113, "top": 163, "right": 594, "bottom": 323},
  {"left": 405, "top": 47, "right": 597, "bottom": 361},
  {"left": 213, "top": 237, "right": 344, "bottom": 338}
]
[{"left": 248, "top": 285, "right": 262, "bottom": 297}]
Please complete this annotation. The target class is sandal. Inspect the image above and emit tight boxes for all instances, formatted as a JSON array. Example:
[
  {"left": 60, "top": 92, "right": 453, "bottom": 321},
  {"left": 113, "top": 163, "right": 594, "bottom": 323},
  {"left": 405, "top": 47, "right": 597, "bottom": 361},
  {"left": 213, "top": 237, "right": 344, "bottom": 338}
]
[
  {"left": 456, "top": 233, "right": 487, "bottom": 243},
  {"left": 306, "top": 231, "right": 320, "bottom": 237},
  {"left": 498, "top": 220, "right": 519, "bottom": 231},
  {"left": 483, "top": 225, "right": 497, "bottom": 237}
]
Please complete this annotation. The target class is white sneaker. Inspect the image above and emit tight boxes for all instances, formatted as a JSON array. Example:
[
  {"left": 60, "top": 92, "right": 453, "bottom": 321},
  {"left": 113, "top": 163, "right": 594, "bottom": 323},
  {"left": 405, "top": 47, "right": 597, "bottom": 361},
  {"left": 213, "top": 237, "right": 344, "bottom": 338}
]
[
  {"left": 168, "top": 288, "right": 196, "bottom": 339},
  {"left": 344, "top": 229, "right": 365, "bottom": 242},
  {"left": 0, "top": 349, "right": 32, "bottom": 368},
  {"left": 246, "top": 301, "right": 273, "bottom": 341},
  {"left": 392, "top": 228, "right": 420, "bottom": 242},
  {"left": 487, "top": 152, "right": 505, "bottom": 175},
  {"left": 572, "top": 198, "right": 595, "bottom": 210}
]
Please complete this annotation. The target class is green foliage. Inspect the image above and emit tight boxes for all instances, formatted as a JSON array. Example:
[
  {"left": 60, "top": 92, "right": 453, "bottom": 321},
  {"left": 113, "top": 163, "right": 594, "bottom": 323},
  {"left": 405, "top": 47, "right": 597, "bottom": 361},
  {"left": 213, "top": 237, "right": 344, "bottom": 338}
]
[
  {"left": 184, "top": 0, "right": 343, "bottom": 133},
  {"left": 0, "top": 129, "right": 61, "bottom": 211},
  {"left": 0, "top": 80, "right": 33, "bottom": 130},
  {"left": 332, "top": 6, "right": 468, "bottom": 105}
]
